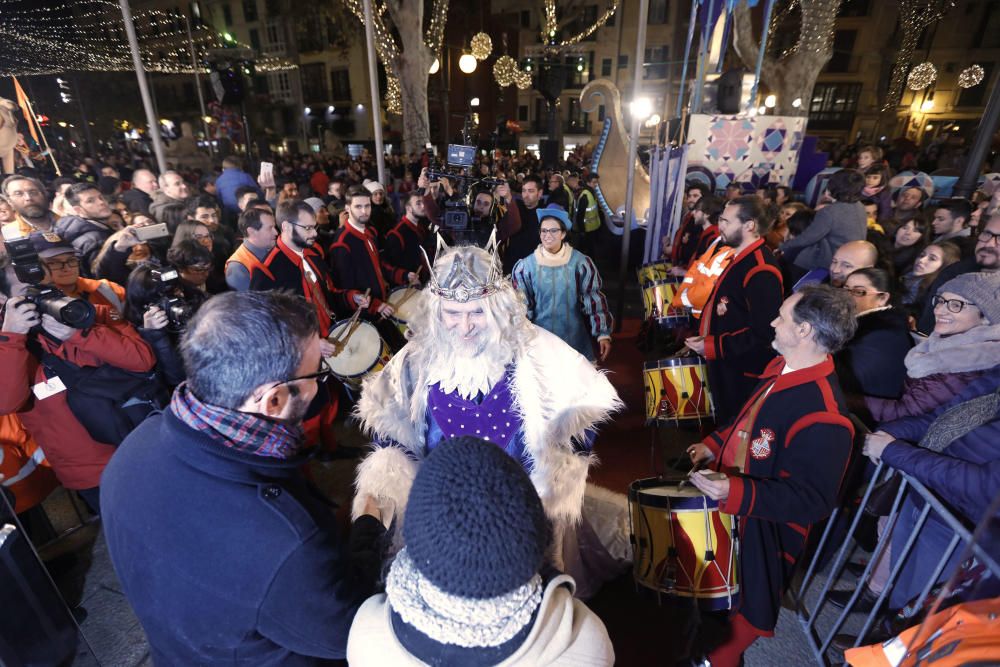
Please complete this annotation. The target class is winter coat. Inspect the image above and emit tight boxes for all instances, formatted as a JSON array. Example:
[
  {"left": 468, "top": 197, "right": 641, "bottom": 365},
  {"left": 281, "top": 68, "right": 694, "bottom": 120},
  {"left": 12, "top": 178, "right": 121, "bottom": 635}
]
[
  {"left": 866, "top": 324, "right": 1000, "bottom": 423},
  {"left": 836, "top": 307, "right": 912, "bottom": 400},
  {"left": 101, "top": 409, "right": 385, "bottom": 664},
  {"left": 880, "top": 368, "right": 1000, "bottom": 524},
  {"left": 346, "top": 575, "right": 614, "bottom": 666},
  {"left": 54, "top": 215, "right": 115, "bottom": 277},
  {"left": 780, "top": 200, "right": 867, "bottom": 271},
  {"left": 148, "top": 190, "right": 183, "bottom": 224}
]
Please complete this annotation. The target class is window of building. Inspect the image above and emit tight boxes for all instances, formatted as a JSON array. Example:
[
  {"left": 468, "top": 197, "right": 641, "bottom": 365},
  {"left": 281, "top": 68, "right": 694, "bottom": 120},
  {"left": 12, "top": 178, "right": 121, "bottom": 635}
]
[
  {"left": 243, "top": 0, "right": 257, "bottom": 22},
  {"left": 520, "top": 10, "right": 531, "bottom": 28},
  {"left": 296, "top": 12, "right": 326, "bottom": 52},
  {"left": 601, "top": 58, "right": 612, "bottom": 76},
  {"left": 268, "top": 71, "right": 292, "bottom": 103},
  {"left": 957, "top": 62, "right": 993, "bottom": 107},
  {"left": 648, "top": 0, "right": 669, "bottom": 24},
  {"left": 644, "top": 45, "right": 669, "bottom": 79},
  {"left": 825, "top": 29, "right": 857, "bottom": 73},
  {"left": 618, "top": 54, "right": 628, "bottom": 68},
  {"left": 264, "top": 19, "right": 286, "bottom": 55},
  {"left": 518, "top": 105, "right": 528, "bottom": 121},
  {"left": 606, "top": 7, "right": 616, "bottom": 26},
  {"left": 254, "top": 75, "right": 268, "bottom": 94},
  {"left": 249, "top": 28, "right": 261, "bottom": 51},
  {"left": 598, "top": 104, "right": 606, "bottom": 121},
  {"left": 300, "top": 63, "right": 328, "bottom": 102},
  {"left": 222, "top": 2, "right": 232, "bottom": 27},
  {"left": 566, "top": 98, "right": 588, "bottom": 132},
  {"left": 565, "top": 53, "right": 593, "bottom": 87},
  {"left": 568, "top": 6, "right": 599, "bottom": 41},
  {"left": 330, "top": 69, "right": 351, "bottom": 101},
  {"left": 808, "top": 82, "right": 861, "bottom": 130}
]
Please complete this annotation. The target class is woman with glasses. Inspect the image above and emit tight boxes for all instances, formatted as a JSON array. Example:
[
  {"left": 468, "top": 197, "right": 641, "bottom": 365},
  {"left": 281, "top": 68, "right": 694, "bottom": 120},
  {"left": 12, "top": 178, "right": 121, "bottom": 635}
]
[
  {"left": 865, "top": 272, "right": 1000, "bottom": 422},
  {"left": 511, "top": 207, "right": 613, "bottom": 363},
  {"left": 835, "top": 267, "right": 913, "bottom": 411},
  {"left": 167, "top": 239, "right": 225, "bottom": 294}
]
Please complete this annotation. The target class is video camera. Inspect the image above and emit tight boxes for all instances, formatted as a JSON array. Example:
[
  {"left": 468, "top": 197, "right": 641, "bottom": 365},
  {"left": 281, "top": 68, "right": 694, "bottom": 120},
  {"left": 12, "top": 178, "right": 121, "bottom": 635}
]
[
  {"left": 426, "top": 144, "right": 508, "bottom": 246},
  {"left": 148, "top": 268, "right": 196, "bottom": 334},
  {"left": 3, "top": 237, "right": 96, "bottom": 330}
]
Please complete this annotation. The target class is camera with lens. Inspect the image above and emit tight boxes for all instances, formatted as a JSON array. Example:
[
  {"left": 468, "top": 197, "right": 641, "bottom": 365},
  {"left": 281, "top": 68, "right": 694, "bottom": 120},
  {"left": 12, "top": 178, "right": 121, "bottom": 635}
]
[
  {"left": 427, "top": 144, "right": 506, "bottom": 246},
  {"left": 3, "top": 237, "right": 96, "bottom": 330},
  {"left": 148, "top": 268, "right": 196, "bottom": 334}
]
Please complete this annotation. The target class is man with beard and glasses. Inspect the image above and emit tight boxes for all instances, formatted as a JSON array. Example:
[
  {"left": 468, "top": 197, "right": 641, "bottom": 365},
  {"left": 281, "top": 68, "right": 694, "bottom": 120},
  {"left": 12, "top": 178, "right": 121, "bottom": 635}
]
[
  {"left": 685, "top": 196, "right": 784, "bottom": 424},
  {"left": 100, "top": 291, "right": 387, "bottom": 664},
  {"left": 351, "top": 237, "right": 626, "bottom": 598},
  {"left": 1, "top": 175, "right": 57, "bottom": 240}
]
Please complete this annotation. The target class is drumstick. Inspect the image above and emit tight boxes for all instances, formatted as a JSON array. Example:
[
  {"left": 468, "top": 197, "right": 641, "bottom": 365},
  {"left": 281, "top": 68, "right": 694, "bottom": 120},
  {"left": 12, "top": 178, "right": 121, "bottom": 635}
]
[
  {"left": 392, "top": 286, "right": 420, "bottom": 310},
  {"left": 330, "top": 289, "right": 370, "bottom": 352}
]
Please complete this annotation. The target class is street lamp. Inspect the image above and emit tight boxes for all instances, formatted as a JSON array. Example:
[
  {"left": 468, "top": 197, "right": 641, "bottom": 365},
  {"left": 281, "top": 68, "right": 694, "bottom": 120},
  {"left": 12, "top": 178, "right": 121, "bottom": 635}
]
[
  {"left": 470, "top": 97, "right": 480, "bottom": 107},
  {"left": 630, "top": 97, "right": 653, "bottom": 121},
  {"left": 764, "top": 94, "right": 776, "bottom": 108},
  {"left": 791, "top": 98, "right": 802, "bottom": 108},
  {"left": 459, "top": 53, "right": 478, "bottom": 74},
  {"left": 429, "top": 58, "right": 440, "bottom": 74}
]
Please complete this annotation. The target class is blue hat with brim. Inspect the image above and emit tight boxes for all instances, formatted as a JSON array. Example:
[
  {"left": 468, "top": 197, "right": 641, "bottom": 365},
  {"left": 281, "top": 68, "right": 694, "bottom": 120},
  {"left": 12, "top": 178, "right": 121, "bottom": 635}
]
[{"left": 536, "top": 206, "right": 572, "bottom": 231}]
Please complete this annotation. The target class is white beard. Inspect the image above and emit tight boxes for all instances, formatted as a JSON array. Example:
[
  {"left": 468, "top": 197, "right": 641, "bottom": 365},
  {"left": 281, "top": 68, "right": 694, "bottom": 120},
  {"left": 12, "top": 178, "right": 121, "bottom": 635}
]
[{"left": 423, "top": 335, "right": 513, "bottom": 400}]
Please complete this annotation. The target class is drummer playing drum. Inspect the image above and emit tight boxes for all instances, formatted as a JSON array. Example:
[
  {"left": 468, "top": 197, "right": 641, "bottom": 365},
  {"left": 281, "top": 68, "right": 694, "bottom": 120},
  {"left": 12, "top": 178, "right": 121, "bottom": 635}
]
[{"left": 685, "top": 286, "right": 858, "bottom": 667}]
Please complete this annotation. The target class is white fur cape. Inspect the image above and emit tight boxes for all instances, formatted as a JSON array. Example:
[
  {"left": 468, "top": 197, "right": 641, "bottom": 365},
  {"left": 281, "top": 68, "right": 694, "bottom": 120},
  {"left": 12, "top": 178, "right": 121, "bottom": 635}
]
[{"left": 351, "top": 325, "right": 623, "bottom": 531}]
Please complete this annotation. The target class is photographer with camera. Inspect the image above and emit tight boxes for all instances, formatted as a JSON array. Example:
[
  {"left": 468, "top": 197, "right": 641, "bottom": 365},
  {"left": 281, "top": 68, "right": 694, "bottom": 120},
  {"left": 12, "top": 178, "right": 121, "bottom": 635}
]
[
  {"left": 123, "top": 265, "right": 206, "bottom": 391},
  {"left": 0, "top": 234, "right": 156, "bottom": 514},
  {"left": 417, "top": 167, "right": 521, "bottom": 250}
]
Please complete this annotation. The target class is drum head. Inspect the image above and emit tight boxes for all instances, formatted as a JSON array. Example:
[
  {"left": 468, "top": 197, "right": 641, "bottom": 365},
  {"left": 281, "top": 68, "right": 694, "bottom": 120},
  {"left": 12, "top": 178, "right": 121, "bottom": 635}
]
[
  {"left": 387, "top": 287, "right": 422, "bottom": 323},
  {"left": 643, "top": 355, "right": 707, "bottom": 370},
  {"left": 325, "top": 320, "right": 382, "bottom": 376},
  {"left": 628, "top": 477, "right": 719, "bottom": 509}
]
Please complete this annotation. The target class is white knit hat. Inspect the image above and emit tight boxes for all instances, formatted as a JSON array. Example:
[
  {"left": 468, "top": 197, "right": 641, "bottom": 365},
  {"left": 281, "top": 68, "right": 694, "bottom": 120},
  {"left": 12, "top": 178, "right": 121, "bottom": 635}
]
[{"left": 363, "top": 179, "right": 385, "bottom": 194}]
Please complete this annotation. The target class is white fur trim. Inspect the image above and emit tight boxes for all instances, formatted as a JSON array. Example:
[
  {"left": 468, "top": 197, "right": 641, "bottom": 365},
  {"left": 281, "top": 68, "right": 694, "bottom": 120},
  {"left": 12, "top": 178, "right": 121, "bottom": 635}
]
[{"left": 352, "top": 446, "right": 419, "bottom": 528}]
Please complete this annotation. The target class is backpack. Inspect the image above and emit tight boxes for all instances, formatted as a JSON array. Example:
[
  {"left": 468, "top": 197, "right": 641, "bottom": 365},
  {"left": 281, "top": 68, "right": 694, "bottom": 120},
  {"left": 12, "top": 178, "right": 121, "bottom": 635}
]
[{"left": 37, "top": 352, "right": 163, "bottom": 446}]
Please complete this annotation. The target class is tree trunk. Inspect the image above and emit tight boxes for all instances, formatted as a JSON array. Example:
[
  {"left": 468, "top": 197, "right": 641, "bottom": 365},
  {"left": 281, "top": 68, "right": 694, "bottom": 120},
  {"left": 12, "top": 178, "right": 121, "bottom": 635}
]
[
  {"left": 732, "top": 0, "right": 841, "bottom": 117},
  {"left": 388, "top": 0, "right": 433, "bottom": 154}
]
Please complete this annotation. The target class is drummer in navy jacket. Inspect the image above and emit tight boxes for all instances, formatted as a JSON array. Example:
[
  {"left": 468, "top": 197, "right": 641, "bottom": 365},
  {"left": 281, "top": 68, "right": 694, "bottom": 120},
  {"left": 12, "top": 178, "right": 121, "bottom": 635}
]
[
  {"left": 687, "top": 285, "right": 858, "bottom": 667},
  {"left": 685, "top": 196, "right": 784, "bottom": 424}
]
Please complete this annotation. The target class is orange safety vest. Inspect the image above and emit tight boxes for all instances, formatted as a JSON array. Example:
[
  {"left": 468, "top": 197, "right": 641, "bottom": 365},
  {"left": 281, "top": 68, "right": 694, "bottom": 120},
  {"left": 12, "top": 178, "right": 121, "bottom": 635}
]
[
  {"left": 0, "top": 414, "right": 58, "bottom": 513},
  {"left": 671, "top": 238, "right": 735, "bottom": 318},
  {"left": 225, "top": 243, "right": 275, "bottom": 282}
]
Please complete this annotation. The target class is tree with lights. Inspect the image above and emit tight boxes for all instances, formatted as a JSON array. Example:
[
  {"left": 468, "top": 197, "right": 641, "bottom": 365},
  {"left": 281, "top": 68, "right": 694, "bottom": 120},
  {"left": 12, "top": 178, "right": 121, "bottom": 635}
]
[
  {"left": 879, "top": 0, "right": 954, "bottom": 112},
  {"left": 342, "top": 0, "right": 449, "bottom": 155},
  {"left": 732, "top": 0, "right": 842, "bottom": 117}
]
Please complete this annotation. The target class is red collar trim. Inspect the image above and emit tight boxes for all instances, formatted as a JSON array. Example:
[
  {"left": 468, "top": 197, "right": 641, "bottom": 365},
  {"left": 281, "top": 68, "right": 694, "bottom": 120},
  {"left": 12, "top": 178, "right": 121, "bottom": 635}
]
[
  {"left": 731, "top": 237, "right": 766, "bottom": 264},
  {"left": 343, "top": 222, "right": 375, "bottom": 242},
  {"left": 276, "top": 237, "right": 319, "bottom": 265},
  {"left": 761, "top": 355, "right": 836, "bottom": 392}
]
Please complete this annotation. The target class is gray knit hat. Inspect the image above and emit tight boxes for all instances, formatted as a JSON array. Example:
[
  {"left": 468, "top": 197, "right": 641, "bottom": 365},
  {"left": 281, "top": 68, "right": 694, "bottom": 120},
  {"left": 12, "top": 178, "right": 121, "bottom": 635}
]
[{"left": 938, "top": 272, "right": 1000, "bottom": 324}]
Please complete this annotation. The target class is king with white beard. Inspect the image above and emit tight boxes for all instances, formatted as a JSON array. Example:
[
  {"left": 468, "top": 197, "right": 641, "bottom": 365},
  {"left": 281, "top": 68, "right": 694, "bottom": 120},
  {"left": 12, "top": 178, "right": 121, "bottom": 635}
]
[{"left": 351, "top": 237, "right": 625, "bottom": 590}]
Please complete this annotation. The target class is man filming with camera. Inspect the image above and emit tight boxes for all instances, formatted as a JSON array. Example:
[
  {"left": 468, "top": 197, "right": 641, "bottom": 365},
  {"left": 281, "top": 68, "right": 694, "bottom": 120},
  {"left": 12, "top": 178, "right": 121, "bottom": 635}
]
[{"left": 0, "top": 234, "right": 155, "bottom": 514}]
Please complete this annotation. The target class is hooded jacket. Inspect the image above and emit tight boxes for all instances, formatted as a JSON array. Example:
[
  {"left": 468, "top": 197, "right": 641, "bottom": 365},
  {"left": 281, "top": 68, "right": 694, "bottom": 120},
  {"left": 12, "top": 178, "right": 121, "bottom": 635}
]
[{"left": 54, "top": 214, "right": 115, "bottom": 277}]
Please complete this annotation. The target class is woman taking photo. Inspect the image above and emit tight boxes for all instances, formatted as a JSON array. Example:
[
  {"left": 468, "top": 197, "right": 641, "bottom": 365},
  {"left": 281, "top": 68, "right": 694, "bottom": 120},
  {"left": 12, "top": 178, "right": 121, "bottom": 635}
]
[{"left": 511, "top": 207, "right": 613, "bottom": 363}]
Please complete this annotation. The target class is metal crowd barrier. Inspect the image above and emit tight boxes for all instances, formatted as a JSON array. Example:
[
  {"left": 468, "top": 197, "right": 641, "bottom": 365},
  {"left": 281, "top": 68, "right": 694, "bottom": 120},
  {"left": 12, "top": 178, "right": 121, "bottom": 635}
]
[{"left": 787, "top": 460, "right": 1000, "bottom": 666}]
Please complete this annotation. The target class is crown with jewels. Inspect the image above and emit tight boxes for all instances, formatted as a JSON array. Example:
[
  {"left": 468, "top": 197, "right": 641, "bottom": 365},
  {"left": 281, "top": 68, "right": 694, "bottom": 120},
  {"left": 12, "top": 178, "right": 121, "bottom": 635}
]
[{"left": 421, "top": 229, "right": 505, "bottom": 303}]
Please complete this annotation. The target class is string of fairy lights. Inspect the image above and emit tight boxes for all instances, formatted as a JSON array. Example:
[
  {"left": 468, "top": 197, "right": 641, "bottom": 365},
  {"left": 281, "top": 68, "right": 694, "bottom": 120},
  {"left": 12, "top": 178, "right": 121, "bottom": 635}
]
[
  {"left": 881, "top": 0, "right": 955, "bottom": 112},
  {"left": 0, "top": 0, "right": 295, "bottom": 77}
]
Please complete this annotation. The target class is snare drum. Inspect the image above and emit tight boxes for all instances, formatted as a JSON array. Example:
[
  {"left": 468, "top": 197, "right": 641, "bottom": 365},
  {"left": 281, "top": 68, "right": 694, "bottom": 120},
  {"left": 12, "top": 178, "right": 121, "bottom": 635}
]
[
  {"left": 325, "top": 319, "right": 392, "bottom": 391},
  {"left": 637, "top": 260, "right": 673, "bottom": 285},
  {"left": 642, "top": 278, "right": 682, "bottom": 320},
  {"left": 386, "top": 286, "right": 422, "bottom": 337},
  {"left": 643, "top": 355, "right": 714, "bottom": 422},
  {"left": 628, "top": 477, "right": 739, "bottom": 609}
]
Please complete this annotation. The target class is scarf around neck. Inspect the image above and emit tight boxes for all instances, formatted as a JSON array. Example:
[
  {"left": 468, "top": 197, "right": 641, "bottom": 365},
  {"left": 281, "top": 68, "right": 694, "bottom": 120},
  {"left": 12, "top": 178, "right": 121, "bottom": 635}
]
[
  {"left": 170, "top": 382, "right": 303, "bottom": 459},
  {"left": 905, "top": 323, "right": 1000, "bottom": 378}
]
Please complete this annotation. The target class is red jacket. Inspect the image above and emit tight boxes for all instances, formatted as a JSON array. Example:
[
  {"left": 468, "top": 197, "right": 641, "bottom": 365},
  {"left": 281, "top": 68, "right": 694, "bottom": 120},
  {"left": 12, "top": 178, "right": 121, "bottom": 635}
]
[{"left": 0, "top": 299, "right": 156, "bottom": 490}]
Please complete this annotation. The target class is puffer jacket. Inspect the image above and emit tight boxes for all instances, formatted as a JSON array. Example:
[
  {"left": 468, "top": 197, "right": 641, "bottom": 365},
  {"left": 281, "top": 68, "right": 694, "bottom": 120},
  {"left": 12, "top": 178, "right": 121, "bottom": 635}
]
[
  {"left": 866, "top": 323, "right": 1000, "bottom": 423},
  {"left": 54, "top": 215, "right": 115, "bottom": 278}
]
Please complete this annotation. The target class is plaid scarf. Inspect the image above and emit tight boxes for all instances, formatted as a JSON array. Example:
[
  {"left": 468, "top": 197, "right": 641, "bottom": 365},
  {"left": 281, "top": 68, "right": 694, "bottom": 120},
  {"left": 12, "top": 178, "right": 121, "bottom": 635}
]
[{"left": 170, "top": 382, "right": 303, "bottom": 459}]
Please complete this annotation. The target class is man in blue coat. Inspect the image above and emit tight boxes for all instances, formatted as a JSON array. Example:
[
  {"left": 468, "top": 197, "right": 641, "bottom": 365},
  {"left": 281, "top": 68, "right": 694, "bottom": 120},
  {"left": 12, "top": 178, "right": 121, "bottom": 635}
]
[{"left": 101, "top": 290, "right": 385, "bottom": 664}]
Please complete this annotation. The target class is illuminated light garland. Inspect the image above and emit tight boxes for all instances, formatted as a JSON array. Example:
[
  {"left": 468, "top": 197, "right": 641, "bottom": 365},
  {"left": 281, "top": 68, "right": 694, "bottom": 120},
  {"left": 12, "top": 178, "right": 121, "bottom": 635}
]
[
  {"left": 540, "top": 0, "right": 618, "bottom": 47},
  {"left": 386, "top": 75, "right": 403, "bottom": 115},
  {"left": 471, "top": 32, "right": 492, "bottom": 60},
  {"left": 907, "top": 62, "right": 937, "bottom": 90},
  {"left": 493, "top": 55, "right": 518, "bottom": 87},
  {"left": 958, "top": 64, "right": 984, "bottom": 88},
  {"left": 515, "top": 70, "right": 532, "bottom": 90},
  {"left": 881, "top": 0, "right": 955, "bottom": 112}
]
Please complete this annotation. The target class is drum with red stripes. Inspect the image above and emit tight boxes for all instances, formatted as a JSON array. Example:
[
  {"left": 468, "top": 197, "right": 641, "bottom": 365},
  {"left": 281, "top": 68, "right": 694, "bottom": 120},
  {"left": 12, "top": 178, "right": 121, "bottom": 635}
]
[
  {"left": 628, "top": 477, "right": 739, "bottom": 610},
  {"left": 642, "top": 355, "right": 714, "bottom": 422}
]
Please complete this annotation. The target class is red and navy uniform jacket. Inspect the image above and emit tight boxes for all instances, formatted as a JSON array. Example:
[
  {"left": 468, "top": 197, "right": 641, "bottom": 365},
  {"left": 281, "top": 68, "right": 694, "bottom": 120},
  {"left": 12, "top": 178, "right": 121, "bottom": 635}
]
[
  {"left": 699, "top": 237, "right": 783, "bottom": 423},
  {"left": 384, "top": 215, "right": 432, "bottom": 278},
  {"left": 670, "top": 211, "right": 700, "bottom": 267},
  {"left": 703, "top": 356, "right": 854, "bottom": 634},
  {"left": 251, "top": 237, "right": 358, "bottom": 337},
  {"left": 328, "top": 223, "right": 408, "bottom": 315}
]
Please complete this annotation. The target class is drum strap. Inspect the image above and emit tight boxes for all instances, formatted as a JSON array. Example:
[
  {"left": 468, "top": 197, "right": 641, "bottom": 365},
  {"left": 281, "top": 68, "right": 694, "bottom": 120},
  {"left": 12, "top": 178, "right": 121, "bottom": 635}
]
[{"left": 729, "top": 380, "right": 776, "bottom": 473}]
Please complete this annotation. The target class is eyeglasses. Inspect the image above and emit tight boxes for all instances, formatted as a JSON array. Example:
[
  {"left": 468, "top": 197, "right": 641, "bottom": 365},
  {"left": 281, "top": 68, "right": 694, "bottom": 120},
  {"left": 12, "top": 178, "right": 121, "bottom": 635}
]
[
  {"left": 931, "top": 295, "right": 978, "bottom": 314},
  {"left": 43, "top": 258, "right": 80, "bottom": 271},
  {"left": 978, "top": 230, "right": 1000, "bottom": 246},
  {"left": 539, "top": 228, "right": 563, "bottom": 236},
  {"left": 184, "top": 263, "right": 213, "bottom": 273},
  {"left": 289, "top": 221, "right": 318, "bottom": 232},
  {"left": 271, "top": 358, "right": 334, "bottom": 389},
  {"left": 841, "top": 286, "right": 885, "bottom": 298}
]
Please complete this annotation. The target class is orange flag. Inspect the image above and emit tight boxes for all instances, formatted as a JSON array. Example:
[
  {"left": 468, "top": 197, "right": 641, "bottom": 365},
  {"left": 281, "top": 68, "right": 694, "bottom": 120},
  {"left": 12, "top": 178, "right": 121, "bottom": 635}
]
[{"left": 11, "top": 76, "right": 40, "bottom": 145}]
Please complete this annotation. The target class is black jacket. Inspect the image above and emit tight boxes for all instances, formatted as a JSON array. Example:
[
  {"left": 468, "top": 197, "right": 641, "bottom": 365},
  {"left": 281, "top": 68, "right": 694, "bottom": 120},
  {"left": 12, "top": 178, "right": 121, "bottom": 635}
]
[
  {"left": 328, "top": 223, "right": 406, "bottom": 313},
  {"left": 835, "top": 306, "right": 912, "bottom": 400}
]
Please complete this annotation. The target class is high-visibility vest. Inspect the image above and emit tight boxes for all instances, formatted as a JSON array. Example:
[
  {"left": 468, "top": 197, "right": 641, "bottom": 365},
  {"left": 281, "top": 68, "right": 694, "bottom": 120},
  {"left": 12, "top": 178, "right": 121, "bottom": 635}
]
[
  {"left": 671, "top": 238, "right": 735, "bottom": 318},
  {"left": 579, "top": 189, "right": 601, "bottom": 232},
  {"left": 1, "top": 415, "right": 58, "bottom": 513},
  {"left": 563, "top": 184, "right": 576, "bottom": 219}
]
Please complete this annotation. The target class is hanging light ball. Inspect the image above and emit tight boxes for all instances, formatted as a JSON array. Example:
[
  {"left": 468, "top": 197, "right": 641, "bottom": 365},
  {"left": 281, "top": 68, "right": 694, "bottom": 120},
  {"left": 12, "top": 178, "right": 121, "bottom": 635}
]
[
  {"left": 493, "top": 55, "right": 518, "bottom": 87},
  {"left": 470, "top": 32, "right": 493, "bottom": 61},
  {"left": 958, "top": 64, "right": 985, "bottom": 88},
  {"left": 429, "top": 58, "right": 440, "bottom": 75},
  {"left": 459, "top": 53, "right": 478, "bottom": 74},
  {"left": 907, "top": 62, "right": 937, "bottom": 91},
  {"left": 515, "top": 69, "right": 532, "bottom": 90}
]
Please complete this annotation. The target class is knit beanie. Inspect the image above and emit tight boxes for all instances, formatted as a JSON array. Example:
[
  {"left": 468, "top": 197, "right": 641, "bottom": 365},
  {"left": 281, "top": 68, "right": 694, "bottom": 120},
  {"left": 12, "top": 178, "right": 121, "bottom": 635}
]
[
  {"left": 363, "top": 179, "right": 385, "bottom": 194},
  {"left": 386, "top": 436, "right": 550, "bottom": 661},
  {"left": 938, "top": 272, "right": 1000, "bottom": 324}
]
